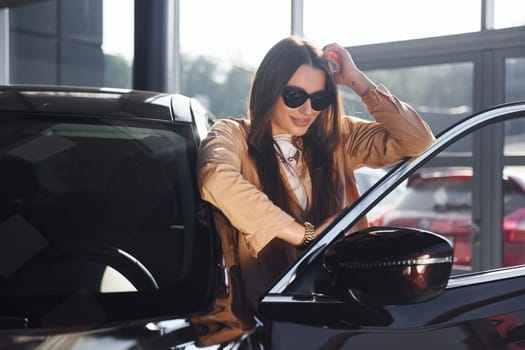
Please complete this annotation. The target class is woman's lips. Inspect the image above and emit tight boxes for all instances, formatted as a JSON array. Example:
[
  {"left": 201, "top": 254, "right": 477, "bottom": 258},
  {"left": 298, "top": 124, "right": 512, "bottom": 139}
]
[{"left": 291, "top": 117, "right": 310, "bottom": 126}]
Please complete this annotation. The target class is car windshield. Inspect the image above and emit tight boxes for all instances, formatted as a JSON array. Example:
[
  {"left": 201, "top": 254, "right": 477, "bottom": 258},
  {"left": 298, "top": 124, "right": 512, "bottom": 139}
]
[{"left": 0, "top": 117, "right": 197, "bottom": 296}]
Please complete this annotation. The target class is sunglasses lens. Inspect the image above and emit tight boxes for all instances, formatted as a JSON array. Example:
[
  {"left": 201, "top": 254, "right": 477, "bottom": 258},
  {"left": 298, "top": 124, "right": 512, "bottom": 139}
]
[
  {"left": 310, "top": 92, "right": 330, "bottom": 111},
  {"left": 282, "top": 87, "right": 308, "bottom": 108},
  {"left": 282, "top": 86, "right": 330, "bottom": 111}
]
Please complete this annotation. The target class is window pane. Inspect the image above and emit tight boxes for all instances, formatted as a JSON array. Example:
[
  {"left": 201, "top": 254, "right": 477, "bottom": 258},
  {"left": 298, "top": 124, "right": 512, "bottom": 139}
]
[
  {"left": 102, "top": 0, "right": 134, "bottom": 89},
  {"left": 0, "top": 9, "right": 8, "bottom": 84},
  {"left": 10, "top": 1, "right": 109, "bottom": 87},
  {"left": 494, "top": 0, "right": 525, "bottom": 29},
  {"left": 179, "top": 0, "right": 290, "bottom": 118},
  {"left": 8, "top": 0, "right": 132, "bottom": 88},
  {"left": 304, "top": 0, "right": 481, "bottom": 47},
  {"left": 505, "top": 57, "right": 525, "bottom": 103},
  {"left": 505, "top": 57, "right": 525, "bottom": 156},
  {"left": 505, "top": 118, "right": 525, "bottom": 157},
  {"left": 344, "top": 62, "right": 474, "bottom": 137}
]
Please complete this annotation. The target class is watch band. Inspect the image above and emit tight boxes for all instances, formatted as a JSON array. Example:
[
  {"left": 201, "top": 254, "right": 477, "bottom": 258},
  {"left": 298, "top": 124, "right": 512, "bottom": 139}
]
[{"left": 303, "top": 221, "right": 315, "bottom": 246}]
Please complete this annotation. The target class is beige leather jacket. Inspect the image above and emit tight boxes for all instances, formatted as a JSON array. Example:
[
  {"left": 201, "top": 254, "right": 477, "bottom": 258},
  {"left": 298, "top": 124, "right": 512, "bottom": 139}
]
[{"left": 196, "top": 84, "right": 434, "bottom": 314}]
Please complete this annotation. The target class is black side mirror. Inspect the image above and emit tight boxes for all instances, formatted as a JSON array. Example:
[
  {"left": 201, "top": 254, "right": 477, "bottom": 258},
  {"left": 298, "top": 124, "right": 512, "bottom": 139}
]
[{"left": 323, "top": 226, "right": 453, "bottom": 305}]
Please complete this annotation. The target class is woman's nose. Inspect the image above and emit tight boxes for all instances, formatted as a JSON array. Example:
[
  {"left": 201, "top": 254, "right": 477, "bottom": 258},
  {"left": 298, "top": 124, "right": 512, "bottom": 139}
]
[{"left": 299, "top": 98, "right": 315, "bottom": 115}]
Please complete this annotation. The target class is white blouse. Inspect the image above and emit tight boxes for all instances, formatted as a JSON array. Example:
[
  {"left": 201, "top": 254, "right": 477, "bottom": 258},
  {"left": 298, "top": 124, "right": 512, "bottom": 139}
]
[{"left": 273, "top": 134, "right": 308, "bottom": 210}]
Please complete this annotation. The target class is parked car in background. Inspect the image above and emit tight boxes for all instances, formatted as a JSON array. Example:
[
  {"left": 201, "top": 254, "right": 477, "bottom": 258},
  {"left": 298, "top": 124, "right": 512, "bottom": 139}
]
[
  {"left": 1, "top": 85, "right": 525, "bottom": 349},
  {"left": 372, "top": 167, "right": 525, "bottom": 269}
]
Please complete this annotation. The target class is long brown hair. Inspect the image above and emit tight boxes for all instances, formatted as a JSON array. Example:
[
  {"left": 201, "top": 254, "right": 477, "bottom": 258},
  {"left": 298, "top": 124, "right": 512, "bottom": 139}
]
[{"left": 247, "top": 36, "right": 344, "bottom": 225}]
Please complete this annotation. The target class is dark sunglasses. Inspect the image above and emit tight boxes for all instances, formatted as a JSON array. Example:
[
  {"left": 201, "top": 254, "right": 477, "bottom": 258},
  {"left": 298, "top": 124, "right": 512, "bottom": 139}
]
[{"left": 281, "top": 86, "right": 331, "bottom": 111}]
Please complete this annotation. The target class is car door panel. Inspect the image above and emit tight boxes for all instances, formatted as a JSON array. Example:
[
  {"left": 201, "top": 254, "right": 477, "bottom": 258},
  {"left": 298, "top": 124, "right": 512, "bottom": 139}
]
[{"left": 268, "top": 272, "right": 525, "bottom": 349}]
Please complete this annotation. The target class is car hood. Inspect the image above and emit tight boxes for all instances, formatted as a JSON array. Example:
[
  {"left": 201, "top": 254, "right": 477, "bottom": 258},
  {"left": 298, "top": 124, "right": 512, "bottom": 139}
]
[{"left": 0, "top": 317, "right": 219, "bottom": 350}]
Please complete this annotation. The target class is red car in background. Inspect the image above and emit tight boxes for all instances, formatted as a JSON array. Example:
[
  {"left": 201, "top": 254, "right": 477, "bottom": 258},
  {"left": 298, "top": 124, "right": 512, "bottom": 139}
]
[{"left": 373, "top": 167, "right": 525, "bottom": 270}]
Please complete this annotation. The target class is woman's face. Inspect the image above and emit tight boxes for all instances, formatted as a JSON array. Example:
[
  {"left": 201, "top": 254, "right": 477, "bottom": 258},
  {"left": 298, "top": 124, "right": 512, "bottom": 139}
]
[{"left": 271, "top": 64, "right": 327, "bottom": 136}]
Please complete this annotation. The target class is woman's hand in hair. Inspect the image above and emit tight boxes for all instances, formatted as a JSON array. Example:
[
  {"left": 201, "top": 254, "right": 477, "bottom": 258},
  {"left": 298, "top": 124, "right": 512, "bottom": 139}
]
[{"left": 323, "top": 43, "right": 376, "bottom": 97}]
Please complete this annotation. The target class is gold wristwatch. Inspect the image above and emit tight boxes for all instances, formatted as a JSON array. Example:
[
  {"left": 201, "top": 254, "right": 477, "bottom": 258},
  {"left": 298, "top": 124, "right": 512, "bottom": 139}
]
[{"left": 303, "top": 221, "right": 315, "bottom": 246}]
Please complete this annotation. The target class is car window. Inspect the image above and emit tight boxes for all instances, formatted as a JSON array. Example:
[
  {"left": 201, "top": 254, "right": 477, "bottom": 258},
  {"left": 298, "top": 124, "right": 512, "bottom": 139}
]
[
  {"left": 397, "top": 177, "right": 472, "bottom": 212},
  {"left": 354, "top": 167, "right": 385, "bottom": 193},
  {"left": 503, "top": 177, "right": 525, "bottom": 215},
  {"left": 0, "top": 117, "right": 201, "bottom": 296},
  {"left": 373, "top": 166, "right": 475, "bottom": 274},
  {"left": 372, "top": 114, "right": 525, "bottom": 275}
]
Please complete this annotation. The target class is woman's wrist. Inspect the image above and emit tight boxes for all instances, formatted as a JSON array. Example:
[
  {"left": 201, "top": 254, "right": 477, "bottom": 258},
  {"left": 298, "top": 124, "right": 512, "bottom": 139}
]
[
  {"left": 302, "top": 221, "right": 315, "bottom": 246},
  {"left": 345, "top": 70, "right": 376, "bottom": 97},
  {"left": 278, "top": 221, "right": 313, "bottom": 246}
]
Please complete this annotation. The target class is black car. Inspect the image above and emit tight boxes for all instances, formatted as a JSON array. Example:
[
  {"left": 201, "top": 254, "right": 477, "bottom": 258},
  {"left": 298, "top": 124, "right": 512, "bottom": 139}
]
[{"left": 1, "top": 85, "right": 525, "bottom": 349}]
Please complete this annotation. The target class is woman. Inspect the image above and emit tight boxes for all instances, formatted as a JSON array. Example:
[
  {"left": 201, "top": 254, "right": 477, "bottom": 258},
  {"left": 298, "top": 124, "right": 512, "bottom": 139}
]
[{"left": 193, "top": 36, "right": 434, "bottom": 344}]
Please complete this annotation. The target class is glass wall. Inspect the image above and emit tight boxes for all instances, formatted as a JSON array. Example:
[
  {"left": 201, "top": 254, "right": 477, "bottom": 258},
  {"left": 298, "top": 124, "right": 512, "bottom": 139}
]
[
  {"left": 303, "top": 0, "right": 481, "bottom": 47},
  {"left": 101, "top": 0, "right": 134, "bottom": 89},
  {"left": 0, "top": 9, "right": 8, "bottom": 84},
  {"left": 179, "top": 0, "right": 290, "bottom": 118},
  {"left": 344, "top": 63, "right": 474, "bottom": 135},
  {"left": 3, "top": 0, "right": 524, "bottom": 119},
  {"left": 6, "top": 0, "right": 134, "bottom": 89},
  {"left": 9, "top": 0, "right": 106, "bottom": 86},
  {"left": 504, "top": 56, "right": 525, "bottom": 157},
  {"left": 505, "top": 57, "right": 525, "bottom": 103},
  {"left": 494, "top": 0, "right": 525, "bottom": 29}
]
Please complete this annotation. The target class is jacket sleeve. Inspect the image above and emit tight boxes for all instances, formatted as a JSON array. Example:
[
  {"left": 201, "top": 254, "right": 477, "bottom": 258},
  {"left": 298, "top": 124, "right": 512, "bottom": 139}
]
[
  {"left": 344, "top": 84, "right": 435, "bottom": 169},
  {"left": 197, "top": 119, "right": 295, "bottom": 256}
]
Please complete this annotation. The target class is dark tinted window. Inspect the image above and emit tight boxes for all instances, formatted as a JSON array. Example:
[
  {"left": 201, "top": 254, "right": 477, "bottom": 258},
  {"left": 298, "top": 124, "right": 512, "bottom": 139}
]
[{"left": 0, "top": 117, "right": 198, "bottom": 296}]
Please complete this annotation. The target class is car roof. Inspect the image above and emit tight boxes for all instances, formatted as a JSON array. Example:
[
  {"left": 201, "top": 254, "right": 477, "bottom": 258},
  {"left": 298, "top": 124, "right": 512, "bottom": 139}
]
[
  {"left": 407, "top": 167, "right": 472, "bottom": 186},
  {"left": 0, "top": 84, "right": 188, "bottom": 121}
]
